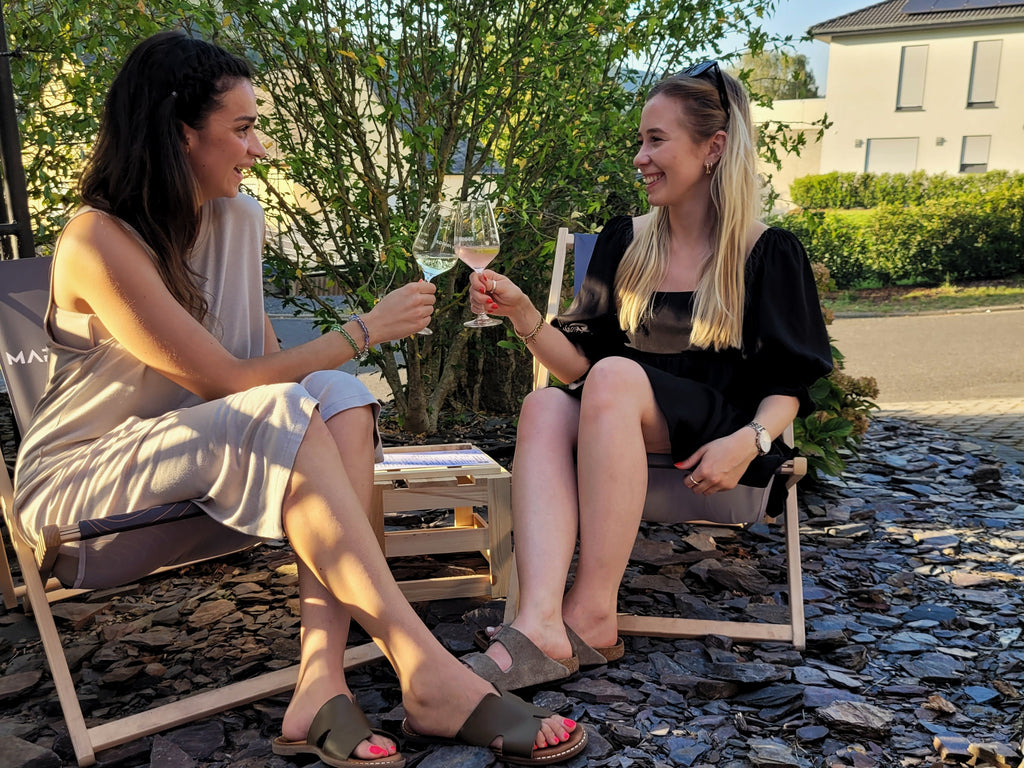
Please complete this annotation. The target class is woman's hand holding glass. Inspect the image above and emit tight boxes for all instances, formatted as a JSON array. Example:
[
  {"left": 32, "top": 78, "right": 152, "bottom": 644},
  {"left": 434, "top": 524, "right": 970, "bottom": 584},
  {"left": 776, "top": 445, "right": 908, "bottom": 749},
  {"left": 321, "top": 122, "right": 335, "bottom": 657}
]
[
  {"left": 468, "top": 269, "right": 530, "bottom": 325},
  {"left": 363, "top": 280, "right": 437, "bottom": 343}
]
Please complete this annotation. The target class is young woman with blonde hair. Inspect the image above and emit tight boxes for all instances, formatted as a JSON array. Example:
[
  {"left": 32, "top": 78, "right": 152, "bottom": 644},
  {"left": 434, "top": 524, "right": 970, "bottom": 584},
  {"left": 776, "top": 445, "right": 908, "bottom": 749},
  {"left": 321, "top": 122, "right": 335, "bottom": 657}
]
[{"left": 463, "top": 63, "right": 833, "bottom": 690}]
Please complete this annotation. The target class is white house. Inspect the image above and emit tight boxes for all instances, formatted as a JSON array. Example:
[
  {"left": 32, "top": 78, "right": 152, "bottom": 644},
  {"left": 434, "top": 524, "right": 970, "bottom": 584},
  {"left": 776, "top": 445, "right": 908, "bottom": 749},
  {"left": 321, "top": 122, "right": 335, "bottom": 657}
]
[{"left": 755, "top": 0, "right": 1024, "bottom": 205}]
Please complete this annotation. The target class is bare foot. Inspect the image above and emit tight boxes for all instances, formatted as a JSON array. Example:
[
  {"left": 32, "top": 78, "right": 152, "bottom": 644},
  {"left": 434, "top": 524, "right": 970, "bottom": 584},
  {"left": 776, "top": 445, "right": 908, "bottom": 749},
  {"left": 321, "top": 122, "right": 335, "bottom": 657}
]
[
  {"left": 482, "top": 620, "right": 573, "bottom": 672},
  {"left": 562, "top": 597, "right": 620, "bottom": 650},
  {"left": 403, "top": 661, "right": 576, "bottom": 753},
  {"left": 282, "top": 687, "right": 398, "bottom": 761}
]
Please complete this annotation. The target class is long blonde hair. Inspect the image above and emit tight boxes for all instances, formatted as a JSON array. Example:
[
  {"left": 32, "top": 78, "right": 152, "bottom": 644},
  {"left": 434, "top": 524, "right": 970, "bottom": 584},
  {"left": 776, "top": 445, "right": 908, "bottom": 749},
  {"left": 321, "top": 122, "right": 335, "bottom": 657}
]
[{"left": 615, "top": 69, "right": 760, "bottom": 350}]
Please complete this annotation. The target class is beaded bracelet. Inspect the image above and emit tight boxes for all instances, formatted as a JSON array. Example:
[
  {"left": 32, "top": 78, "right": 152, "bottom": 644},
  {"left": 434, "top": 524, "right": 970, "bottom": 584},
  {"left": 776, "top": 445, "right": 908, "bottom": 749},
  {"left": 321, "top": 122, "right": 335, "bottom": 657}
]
[
  {"left": 350, "top": 314, "right": 371, "bottom": 360},
  {"left": 329, "top": 321, "right": 362, "bottom": 359},
  {"left": 514, "top": 314, "right": 544, "bottom": 345}
]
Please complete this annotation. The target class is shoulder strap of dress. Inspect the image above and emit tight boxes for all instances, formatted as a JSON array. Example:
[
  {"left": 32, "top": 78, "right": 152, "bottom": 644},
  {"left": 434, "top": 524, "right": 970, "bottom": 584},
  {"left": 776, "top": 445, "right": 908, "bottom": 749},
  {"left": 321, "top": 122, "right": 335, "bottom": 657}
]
[
  {"left": 631, "top": 212, "right": 653, "bottom": 241},
  {"left": 744, "top": 221, "right": 769, "bottom": 260}
]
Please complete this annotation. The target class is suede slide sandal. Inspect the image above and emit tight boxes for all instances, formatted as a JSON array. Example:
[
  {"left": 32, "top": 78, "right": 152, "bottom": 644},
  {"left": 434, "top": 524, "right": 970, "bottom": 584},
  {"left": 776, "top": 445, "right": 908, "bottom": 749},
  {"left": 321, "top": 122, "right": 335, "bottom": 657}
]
[
  {"left": 461, "top": 624, "right": 578, "bottom": 691},
  {"left": 272, "top": 694, "right": 405, "bottom": 768},
  {"left": 401, "top": 690, "right": 588, "bottom": 765},
  {"left": 474, "top": 624, "right": 624, "bottom": 668},
  {"left": 563, "top": 623, "right": 625, "bottom": 667}
]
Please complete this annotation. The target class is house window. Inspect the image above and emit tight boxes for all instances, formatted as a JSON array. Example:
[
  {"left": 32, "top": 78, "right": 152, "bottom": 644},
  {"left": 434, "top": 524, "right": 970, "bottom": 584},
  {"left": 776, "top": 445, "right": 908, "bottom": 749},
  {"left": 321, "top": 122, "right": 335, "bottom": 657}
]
[
  {"left": 865, "top": 138, "right": 919, "bottom": 173},
  {"left": 968, "top": 40, "right": 1001, "bottom": 107},
  {"left": 960, "top": 135, "right": 991, "bottom": 173},
  {"left": 896, "top": 45, "right": 928, "bottom": 110}
]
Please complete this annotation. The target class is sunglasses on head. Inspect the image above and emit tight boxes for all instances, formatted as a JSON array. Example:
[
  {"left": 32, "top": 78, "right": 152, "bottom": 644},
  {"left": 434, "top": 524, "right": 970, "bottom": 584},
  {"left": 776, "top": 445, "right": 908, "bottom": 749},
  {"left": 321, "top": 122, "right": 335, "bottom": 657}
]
[{"left": 681, "top": 60, "right": 731, "bottom": 122}]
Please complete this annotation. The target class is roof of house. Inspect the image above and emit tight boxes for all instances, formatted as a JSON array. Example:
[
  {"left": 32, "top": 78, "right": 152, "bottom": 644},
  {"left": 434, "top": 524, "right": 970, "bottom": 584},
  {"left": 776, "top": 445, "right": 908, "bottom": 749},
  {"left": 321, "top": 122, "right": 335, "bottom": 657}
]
[{"left": 809, "top": 0, "right": 1024, "bottom": 39}]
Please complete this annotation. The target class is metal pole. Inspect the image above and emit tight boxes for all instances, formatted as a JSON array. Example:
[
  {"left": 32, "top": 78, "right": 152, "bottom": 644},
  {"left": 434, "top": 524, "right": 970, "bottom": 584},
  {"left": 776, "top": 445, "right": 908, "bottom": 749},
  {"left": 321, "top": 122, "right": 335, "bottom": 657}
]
[{"left": 0, "top": 4, "right": 34, "bottom": 260}]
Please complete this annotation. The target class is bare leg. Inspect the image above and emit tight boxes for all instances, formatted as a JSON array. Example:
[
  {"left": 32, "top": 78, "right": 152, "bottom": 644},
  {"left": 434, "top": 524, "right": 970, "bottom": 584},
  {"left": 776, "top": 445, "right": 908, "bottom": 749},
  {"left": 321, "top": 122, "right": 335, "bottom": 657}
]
[
  {"left": 282, "top": 406, "right": 395, "bottom": 758},
  {"left": 485, "top": 388, "right": 580, "bottom": 668},
  {"left": 563, "top": 357, "right": 671, "bottom": 648},
  {"left": 281, "top": 416, "right": 570, "bottom": 751}
]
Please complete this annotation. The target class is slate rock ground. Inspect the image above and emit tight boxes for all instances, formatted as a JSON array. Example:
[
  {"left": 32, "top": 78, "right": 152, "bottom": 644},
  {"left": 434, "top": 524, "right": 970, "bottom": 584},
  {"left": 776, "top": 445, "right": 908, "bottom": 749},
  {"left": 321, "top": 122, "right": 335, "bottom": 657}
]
[{"left": 2, "top": 395, "right": 1024, "bottom": 768}]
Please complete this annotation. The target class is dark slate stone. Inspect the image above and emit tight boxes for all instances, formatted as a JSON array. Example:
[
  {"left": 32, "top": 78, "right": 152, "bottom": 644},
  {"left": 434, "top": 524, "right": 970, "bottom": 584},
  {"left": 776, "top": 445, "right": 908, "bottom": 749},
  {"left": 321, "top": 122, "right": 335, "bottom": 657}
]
[
  {"left": 901, "top": 604, "right": 957, "bottom": 624},
  {"left": 0, "top": 736, "right": 61, "bottom": 768}
]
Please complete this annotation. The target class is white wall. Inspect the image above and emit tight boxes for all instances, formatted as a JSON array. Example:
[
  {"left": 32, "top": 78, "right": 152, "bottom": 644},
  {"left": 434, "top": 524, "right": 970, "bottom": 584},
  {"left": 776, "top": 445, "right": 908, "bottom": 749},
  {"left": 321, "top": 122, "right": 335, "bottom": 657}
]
[
  {"left": 751, "top": 98, "right": 827, "bottom": 210},
  {"left": 820, "top": 22, "right": 1024, "bottom": 174}
]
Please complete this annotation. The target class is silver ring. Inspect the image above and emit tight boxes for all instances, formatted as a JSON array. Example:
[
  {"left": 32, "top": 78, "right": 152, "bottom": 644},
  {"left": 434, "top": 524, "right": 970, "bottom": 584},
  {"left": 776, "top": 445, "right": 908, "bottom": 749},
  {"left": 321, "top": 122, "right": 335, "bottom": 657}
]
[{"left": 689, "top": 476, "right": 701, "bottom": 487}]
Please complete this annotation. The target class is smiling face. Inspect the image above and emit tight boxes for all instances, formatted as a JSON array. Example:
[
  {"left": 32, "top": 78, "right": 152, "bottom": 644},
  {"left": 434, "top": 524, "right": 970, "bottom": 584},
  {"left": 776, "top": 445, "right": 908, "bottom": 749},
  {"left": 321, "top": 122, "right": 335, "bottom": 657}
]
[
  {"left": 634, "top": 93, "right": 722, "bottom": 209},
  {"left": 181, "top": 78, "right": 266, "bottom": 205}
]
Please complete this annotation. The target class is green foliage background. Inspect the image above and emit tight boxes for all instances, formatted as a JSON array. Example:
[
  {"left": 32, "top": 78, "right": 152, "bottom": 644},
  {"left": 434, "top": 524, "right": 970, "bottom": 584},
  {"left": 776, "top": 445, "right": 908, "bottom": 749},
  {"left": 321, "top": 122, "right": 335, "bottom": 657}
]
[
  {"left": 782, "top": 171, "right": 1024, "bottom": 288},
  {"left": 7, "top": 0, "right": 847, "bottom": 450}
]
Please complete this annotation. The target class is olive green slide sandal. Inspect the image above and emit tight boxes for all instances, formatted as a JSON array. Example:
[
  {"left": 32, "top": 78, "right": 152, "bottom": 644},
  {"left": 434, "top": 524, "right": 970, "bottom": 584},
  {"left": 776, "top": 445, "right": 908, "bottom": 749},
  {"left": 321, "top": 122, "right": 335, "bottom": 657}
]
[
  {"left": 272, "top": 694, "right": 404, "bottom": 768},
  {"left": 401, "top": 689, "right": 588, "bottom": 765}
]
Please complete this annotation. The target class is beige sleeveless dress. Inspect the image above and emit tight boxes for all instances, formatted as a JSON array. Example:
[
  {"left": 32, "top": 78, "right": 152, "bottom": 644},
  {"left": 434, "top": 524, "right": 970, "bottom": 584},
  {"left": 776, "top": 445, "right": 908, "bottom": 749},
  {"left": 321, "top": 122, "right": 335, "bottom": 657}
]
[{"left": 14, "top": 195, "right": 381, "bottom": 587}]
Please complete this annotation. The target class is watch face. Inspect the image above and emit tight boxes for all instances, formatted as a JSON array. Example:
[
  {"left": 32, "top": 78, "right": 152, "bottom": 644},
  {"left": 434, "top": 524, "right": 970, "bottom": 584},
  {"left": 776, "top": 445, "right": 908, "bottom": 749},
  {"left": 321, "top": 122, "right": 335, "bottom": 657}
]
[{"left": 757, "top": 431, "right": 771, "bottom": 454}]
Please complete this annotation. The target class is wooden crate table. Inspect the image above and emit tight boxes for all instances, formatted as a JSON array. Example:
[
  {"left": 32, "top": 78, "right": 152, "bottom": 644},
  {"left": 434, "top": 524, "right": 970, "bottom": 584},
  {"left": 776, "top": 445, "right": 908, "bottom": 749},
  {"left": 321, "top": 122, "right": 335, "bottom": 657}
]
[{"left": 372, "top": 443, "right": 512, "bottom": 603}]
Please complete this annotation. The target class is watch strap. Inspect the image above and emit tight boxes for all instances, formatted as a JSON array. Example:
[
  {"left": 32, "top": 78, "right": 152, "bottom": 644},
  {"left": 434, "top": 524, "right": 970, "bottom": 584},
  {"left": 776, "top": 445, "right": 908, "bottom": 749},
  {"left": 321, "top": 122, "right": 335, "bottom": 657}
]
[{"left": 747, "top": 421, "right": 770, "bottom": 456}]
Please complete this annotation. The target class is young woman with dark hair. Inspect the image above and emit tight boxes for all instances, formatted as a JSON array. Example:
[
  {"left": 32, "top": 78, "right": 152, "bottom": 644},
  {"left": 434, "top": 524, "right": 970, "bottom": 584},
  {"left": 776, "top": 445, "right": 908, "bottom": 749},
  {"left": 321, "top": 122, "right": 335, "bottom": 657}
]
[
  {"left": 463, "top": 63, "right": 833, "bottom": 691},
  {"left": 13, "top": 30, "right": 586, "bottom": 768}
]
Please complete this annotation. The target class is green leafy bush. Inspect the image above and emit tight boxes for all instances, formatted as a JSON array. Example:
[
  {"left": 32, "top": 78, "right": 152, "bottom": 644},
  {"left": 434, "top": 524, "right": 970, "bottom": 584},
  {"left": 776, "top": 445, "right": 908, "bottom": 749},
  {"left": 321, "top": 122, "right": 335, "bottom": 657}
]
[
  {"left": 794, "top": 263, "right": 879, "bottom": 480},
  {"left": 781, "top": 173, "right": 1024, "bottom": 288},
  {"left": 778, "top": 209, "right": 871, "bottom": 288},
  {"left": 791, "top": 169, "right": 1023, "bottom": 210},
  {"left": 868, "top": 188, "right": 1024, "bottom": 284}
]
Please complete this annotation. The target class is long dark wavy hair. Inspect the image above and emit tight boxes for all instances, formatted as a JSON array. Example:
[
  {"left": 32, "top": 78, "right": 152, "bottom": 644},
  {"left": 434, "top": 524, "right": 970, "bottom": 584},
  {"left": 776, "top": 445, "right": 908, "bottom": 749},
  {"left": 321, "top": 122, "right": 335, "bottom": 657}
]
[{"left": 79, "top": 30, "right": 253, "bottom": 322}]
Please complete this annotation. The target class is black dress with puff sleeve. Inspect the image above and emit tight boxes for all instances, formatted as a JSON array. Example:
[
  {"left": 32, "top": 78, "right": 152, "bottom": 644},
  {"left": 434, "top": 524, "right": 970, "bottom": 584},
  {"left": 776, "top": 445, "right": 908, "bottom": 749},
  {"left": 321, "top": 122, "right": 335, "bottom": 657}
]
[{"left": 551, "top": 216, "right": 833, "bottom": 487}]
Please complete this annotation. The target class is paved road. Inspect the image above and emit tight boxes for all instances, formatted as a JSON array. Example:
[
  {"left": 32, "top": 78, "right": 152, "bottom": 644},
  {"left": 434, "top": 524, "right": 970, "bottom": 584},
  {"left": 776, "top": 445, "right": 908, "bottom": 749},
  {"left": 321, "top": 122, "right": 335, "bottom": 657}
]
[
  {"left": 829, "top": 308, "right": 1024, "bottom": 402},
  {"left": 830, "top": 307, "right": 1024, "bottom": 459}
]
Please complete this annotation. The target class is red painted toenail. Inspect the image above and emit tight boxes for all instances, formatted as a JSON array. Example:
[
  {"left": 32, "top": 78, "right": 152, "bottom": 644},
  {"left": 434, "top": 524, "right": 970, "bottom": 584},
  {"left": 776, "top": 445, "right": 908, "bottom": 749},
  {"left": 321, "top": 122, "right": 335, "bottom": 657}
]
[
  {"left": 369, "top": 745, "right": 386, "bottom": 756},
  {"left": 563, "top": 718, "right": 576, "bottom": 729}
]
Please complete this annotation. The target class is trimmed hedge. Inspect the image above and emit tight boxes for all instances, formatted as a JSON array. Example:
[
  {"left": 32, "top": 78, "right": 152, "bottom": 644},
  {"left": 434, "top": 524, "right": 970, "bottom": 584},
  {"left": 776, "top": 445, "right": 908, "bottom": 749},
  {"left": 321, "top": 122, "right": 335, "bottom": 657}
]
[
  {"left": 779, "top": 210, "right": 871, "bottom": 288},
  {"left": 778, "top": 175, "right": 1024, "bottom": 287},
  {"left": 790, "top": 170, "right": 1023, "bottom": 210}
]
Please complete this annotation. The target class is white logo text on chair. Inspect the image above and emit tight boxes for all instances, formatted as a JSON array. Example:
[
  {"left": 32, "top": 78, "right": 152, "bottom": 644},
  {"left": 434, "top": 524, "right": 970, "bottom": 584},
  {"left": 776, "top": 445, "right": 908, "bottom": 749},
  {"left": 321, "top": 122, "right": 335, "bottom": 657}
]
[{"left": 5, "top": 347, "right": 49, "bottom": 365}]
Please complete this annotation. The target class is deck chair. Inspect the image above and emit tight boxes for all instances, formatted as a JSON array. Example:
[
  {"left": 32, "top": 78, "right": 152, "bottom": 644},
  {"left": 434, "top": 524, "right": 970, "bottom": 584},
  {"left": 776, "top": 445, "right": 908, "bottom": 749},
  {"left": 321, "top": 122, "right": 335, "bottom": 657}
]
[
  {"left": 0, "top": 256, "right": 386, "bottom": 766},
  {"left": 505, "top": 227, "right": 808, "bottom": 649}
]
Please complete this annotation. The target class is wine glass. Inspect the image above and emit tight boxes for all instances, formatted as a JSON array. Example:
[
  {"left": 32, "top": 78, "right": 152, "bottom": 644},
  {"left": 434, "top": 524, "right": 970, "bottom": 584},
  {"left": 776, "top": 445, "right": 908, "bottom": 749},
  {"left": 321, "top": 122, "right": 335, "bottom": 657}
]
[
  {"left": 412, "top": 203, "right": 458, "bottom": 335},
  {"left": 455, "top": 199, "right": 503, "bottom": 328}
]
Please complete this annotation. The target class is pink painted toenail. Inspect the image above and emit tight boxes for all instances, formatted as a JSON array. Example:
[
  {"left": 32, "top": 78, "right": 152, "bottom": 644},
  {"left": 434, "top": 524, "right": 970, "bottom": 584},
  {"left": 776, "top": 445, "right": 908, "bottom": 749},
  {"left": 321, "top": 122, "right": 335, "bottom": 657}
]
[
  {"left": 563, "top": 718, "right": 576, "bottom": 729},
  {"left": 562, "top": 732, "right": 570, "bottom": 741},
  {"left": 369, "top": 745, "right": 386, "bottom": 756}
]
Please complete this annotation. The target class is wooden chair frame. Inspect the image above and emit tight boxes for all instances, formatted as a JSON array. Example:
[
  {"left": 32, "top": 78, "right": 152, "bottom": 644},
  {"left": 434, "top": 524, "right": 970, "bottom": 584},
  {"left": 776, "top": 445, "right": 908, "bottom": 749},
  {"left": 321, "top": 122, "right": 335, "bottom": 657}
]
[
  {"left": 504, "top": 227, "right": 807, "bottom": 649},
  {"left": 0, "top": 256, "right": 512, "bottom": 765}
]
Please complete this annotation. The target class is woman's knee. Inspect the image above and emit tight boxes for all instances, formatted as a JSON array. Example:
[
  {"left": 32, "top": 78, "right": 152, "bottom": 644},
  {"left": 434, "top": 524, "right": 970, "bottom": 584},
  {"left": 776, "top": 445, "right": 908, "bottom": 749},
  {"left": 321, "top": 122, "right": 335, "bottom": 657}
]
[
  {"left": 581, "top": 357, "right": 649, "bottom": 410},
  {"left": 519, "top": 387, "right": 578, "bottom": 434},
  {"left": 323, "top": 401, "right": 374, "bottom": 433}
]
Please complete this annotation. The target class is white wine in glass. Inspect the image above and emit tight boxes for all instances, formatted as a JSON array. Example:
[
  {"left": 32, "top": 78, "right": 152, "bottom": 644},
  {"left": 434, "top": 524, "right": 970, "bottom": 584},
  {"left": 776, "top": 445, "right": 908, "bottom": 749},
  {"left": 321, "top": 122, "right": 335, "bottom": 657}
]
[
  {"left": 412, "top": 203, "right": 458, "bottom": 335},
  {"left": 456, "top": 199, "right": 503, "bottom": 328}
]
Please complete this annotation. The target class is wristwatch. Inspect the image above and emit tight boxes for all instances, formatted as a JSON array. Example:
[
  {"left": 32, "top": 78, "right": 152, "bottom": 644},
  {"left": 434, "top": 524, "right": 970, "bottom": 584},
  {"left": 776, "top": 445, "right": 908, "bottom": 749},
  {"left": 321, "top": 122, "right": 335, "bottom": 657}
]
[{"left": 747, "top": 422, "right": 771, "bottom": 456}]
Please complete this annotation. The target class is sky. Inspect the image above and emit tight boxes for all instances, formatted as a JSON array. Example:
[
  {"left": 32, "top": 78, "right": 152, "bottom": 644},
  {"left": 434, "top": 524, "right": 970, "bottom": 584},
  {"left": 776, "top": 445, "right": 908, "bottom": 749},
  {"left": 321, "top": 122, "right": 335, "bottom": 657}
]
[{"left": 735, "top": 0, "right": 874, "bottom": 92}]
